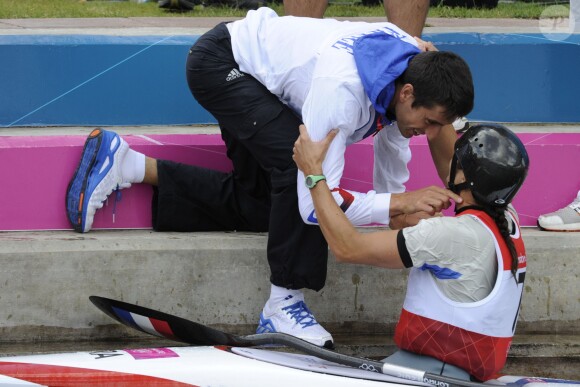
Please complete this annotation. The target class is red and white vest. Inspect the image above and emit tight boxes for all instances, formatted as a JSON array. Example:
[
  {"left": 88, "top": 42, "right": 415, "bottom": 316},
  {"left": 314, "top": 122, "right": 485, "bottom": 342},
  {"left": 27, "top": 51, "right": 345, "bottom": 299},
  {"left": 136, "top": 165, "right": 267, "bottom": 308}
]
[{"left": 394, "top": 208, "right": 526, "bottom": 381}]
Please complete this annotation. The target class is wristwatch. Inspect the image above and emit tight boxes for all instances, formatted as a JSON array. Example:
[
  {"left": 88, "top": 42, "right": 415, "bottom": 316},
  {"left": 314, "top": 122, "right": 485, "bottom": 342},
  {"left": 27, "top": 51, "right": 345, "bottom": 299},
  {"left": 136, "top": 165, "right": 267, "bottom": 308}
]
[{"left": 305, "top": 174, "right": 326, "bottom": 189}]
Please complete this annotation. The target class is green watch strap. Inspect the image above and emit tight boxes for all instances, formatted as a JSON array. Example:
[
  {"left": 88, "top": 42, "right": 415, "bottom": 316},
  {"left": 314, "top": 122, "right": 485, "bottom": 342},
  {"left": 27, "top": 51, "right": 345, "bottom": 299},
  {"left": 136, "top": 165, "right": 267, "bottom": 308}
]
[{"left": 305, "top": 174, "right": 326, "bottom": 189}]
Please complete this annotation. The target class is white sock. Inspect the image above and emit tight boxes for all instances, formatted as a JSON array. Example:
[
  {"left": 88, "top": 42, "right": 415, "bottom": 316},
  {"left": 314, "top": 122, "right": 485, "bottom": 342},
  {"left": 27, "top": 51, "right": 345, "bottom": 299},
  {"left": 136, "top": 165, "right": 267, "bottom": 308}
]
[
  {"left": 268, "top": 284, "right": 303, "bottom": 305},
  {"left": 121, "top": 148, "right": 146, "bottom": 184}
]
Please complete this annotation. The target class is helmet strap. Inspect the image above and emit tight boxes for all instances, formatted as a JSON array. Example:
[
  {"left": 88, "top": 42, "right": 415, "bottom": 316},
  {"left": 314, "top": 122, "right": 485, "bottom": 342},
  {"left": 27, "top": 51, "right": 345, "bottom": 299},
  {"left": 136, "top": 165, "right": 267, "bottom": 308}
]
[
  {"left": 448, "top": 153, "right": 472, "bottom": 195},
  {"left": 448, "top": 154, "right": 460, "bottom": 194}
]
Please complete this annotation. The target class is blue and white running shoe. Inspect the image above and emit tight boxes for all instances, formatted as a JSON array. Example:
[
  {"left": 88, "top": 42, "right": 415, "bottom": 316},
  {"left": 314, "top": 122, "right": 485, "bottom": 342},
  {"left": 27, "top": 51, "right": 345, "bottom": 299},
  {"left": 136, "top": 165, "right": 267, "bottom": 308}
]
[
  {"left": 66, "top": 128, "right": 130, "bottom": 233},
  {"left": 257, "top": 294, "right": 334, "bottom": 349}
]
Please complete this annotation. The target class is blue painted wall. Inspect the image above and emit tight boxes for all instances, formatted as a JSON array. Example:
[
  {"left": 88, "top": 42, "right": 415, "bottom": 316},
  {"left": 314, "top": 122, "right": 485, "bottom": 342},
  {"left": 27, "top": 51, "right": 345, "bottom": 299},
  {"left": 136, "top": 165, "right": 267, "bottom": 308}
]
[
  {"left": 425, "top": 33, "right": 580, "bottom": 123},
  {"left": 1, "top": 32, "right": 578, "bottom": 127},
  {"left": 0, "top": 35, "right": 214, "bottom": 127}
]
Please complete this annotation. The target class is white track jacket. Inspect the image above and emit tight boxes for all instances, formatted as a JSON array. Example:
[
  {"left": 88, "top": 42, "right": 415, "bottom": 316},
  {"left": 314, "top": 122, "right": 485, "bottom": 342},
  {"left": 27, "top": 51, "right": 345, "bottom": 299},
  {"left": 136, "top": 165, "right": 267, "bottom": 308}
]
[{"left": 227, "top": 8, "right": 420, "bottom": 226}]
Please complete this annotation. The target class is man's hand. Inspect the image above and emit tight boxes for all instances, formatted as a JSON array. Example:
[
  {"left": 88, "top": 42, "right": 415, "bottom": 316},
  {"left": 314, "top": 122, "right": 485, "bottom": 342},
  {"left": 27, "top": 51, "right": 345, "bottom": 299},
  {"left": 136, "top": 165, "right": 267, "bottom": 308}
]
[
  {"left": 391, "top": 186, "right": 462, "bottom": 216},
  {"left": 293, "top": 125, "right": 338, "bottom": 175},
  {"left": 414, "top": 36, "right": 438, "bottom": 52}
]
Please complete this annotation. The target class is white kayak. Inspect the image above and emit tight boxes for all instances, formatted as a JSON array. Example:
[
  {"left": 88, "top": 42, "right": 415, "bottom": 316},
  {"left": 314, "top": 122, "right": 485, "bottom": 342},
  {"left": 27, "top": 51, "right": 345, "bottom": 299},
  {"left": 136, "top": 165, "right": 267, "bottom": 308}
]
[
  {"left": 1, "top": 345, "right": 578, "bottom": 387},
  {"left": 5, "top": 296, "right": 578, "bottom": 387},
  {"left": 0, "top": 345, "right": 430, "bottom": 387}
]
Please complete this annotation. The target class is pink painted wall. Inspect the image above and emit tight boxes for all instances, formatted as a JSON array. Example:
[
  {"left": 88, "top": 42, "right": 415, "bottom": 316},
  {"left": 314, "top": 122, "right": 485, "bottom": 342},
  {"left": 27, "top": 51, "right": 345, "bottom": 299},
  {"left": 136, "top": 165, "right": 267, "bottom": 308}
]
[
  {"left": 0, "top": 134, "right": 229, "bottom": 231},
  {"left": 0, "top": 132, "right": 577, "bottom": 231},
  {"left": 344, "top": 133, "right": 580, "bottom": 227}
]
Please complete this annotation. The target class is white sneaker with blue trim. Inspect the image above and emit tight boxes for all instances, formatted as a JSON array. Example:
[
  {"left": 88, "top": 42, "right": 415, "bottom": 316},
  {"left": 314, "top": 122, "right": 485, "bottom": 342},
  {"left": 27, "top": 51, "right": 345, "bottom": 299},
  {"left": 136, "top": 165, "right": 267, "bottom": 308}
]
[
  {"left": 257, "top": 294, "right": 334, "bottom": 349},
  {"left": 66, "top": 128, "right": 130, "bottom": 232}
]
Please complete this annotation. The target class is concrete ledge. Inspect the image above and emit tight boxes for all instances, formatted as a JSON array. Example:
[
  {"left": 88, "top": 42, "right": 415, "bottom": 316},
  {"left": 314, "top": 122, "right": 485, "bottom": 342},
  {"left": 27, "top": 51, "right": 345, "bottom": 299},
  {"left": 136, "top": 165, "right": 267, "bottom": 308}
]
[{"left": 0, "top": 228, "right": 577, "bottom": 344}]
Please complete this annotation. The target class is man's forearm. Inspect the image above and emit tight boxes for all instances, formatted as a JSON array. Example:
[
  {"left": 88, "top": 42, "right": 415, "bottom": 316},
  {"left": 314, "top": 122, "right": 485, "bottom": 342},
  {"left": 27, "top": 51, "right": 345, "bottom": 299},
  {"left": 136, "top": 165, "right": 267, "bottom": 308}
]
[{"left": 309, "top": 181, "right": 404, "bottom": 268}]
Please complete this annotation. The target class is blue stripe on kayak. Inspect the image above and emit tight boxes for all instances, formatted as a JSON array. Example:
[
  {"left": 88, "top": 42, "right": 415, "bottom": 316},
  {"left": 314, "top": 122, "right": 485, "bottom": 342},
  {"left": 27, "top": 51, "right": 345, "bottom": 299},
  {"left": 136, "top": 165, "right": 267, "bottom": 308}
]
[{"left": 112, "top": 306, "right": 140, "bottom": 330}]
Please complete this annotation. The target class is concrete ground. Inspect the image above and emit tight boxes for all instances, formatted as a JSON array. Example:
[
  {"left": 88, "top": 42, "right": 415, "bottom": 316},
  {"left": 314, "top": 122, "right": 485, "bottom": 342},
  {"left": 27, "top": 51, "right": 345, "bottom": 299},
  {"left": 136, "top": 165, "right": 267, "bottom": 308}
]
[{"left": 0, "top": 15, "right": 547, "bottom": 35}]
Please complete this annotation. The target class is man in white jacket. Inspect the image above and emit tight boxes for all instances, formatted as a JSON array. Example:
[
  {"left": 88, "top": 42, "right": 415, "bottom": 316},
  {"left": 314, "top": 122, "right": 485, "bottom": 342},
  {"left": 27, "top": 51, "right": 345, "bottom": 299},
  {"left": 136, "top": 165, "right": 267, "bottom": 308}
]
[{"left": 66, "top": 8, "right": 474, "bottom": 348}]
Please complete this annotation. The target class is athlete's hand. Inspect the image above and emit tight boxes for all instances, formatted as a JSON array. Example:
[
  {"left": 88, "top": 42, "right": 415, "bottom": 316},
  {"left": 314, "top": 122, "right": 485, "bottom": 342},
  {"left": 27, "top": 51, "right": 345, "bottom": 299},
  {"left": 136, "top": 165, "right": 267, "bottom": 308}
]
[
  {"left": 391, "top": 186, "right": 462, "bottom": 216},
  {"left": 293, "top": 125, "right": 338, "bottom": 175},
  {"left": 414, "top": 37, "right": 438, "bottom": 52}
]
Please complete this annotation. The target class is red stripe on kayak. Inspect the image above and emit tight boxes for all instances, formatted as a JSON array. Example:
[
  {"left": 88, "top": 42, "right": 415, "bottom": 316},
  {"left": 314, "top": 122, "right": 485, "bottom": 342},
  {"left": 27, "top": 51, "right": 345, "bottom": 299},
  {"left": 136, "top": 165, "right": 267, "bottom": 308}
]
[
  {"left": 150, "top": 317, "right": 177, "bottom": 340},
  {"left": 0, "top": 362, "right": 197, "bottom": 386}
]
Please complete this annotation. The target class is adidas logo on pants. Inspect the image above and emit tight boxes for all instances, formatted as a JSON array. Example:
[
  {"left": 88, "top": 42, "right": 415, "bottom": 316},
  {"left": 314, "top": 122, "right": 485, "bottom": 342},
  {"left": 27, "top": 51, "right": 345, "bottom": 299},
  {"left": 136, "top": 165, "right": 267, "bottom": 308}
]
[{"left": 226, "top": 68, "right": 245, "bottom": 81}]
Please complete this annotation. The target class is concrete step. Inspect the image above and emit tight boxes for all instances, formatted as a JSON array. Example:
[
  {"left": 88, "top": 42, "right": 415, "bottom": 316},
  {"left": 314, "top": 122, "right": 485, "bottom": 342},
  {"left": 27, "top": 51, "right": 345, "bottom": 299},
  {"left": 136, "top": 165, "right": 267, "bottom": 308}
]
[{"left": 1, "top": 229, "right": 578, "bottom": 340}]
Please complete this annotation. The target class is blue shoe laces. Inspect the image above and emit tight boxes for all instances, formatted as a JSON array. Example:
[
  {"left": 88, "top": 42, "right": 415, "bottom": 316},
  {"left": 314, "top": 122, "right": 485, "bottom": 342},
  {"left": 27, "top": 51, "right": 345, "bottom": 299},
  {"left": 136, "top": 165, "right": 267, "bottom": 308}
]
[
  {"left": 282, "top": 301, "right": 319, "bottom": 328},
  {"left": 107, "top": 186, "right": 123, "bottom": 224}
]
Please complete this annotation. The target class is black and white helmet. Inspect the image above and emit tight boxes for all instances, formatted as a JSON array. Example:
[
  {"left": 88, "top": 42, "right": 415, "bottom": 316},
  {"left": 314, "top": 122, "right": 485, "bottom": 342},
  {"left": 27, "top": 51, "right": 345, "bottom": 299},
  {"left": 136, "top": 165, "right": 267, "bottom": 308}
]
[{"left": 448, "top": 124, "right": 529, "bottom": 207}]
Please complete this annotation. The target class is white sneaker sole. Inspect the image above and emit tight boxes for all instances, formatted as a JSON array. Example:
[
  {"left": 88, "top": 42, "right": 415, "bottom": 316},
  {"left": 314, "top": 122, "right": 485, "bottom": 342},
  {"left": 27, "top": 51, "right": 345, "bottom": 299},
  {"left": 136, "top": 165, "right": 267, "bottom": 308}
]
[{"left": 537, "top": 222, "right": 580, "bottom": 232}]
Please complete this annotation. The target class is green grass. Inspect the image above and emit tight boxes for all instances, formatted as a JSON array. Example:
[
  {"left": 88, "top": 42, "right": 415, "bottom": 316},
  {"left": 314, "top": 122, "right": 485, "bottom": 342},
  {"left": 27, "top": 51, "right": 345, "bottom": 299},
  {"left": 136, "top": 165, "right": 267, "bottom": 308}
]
[
  {"left": 0, "top": 0, "right": 559, "bottom": 19},
  {"left": 428, "top": 2, "right": 549, "bottom": 18}
]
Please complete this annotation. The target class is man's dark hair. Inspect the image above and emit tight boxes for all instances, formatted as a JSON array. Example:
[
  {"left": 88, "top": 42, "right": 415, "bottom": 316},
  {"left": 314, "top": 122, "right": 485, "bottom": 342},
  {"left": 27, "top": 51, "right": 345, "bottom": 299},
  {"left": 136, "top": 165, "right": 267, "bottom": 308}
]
[{"left": 399, "top": 51, "right": 474, "bottom": 121}]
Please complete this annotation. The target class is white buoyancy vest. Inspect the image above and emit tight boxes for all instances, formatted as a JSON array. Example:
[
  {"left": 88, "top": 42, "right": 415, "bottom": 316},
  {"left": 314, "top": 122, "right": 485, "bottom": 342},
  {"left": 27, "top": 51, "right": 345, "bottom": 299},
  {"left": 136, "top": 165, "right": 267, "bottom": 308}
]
[{"left": 394, "top": 208, "right": 527, "bottom": 381}]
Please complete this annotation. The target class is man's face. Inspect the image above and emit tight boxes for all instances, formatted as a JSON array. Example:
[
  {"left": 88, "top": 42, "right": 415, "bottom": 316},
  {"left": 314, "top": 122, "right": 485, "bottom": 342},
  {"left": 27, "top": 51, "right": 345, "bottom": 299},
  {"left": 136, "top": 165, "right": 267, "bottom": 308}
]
[{"left": 394, "top": 84, "right": 454, "bottom": 140}]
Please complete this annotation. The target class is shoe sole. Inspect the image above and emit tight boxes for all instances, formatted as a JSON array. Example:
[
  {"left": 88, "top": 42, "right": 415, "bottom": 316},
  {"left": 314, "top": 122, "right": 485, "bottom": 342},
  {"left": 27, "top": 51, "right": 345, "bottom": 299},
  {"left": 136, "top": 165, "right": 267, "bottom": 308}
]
[
  {"left": 257, "top": 318, "right": 334, "bottom": 349},
  {"left": 66, "top": 128, "right": 103, "bottom": 233},
  {"left": 537, "top": 220, "right": 580, "bottom": 232},
  {"left": 254, "top": 333, "right": 334, "bottom": 350}
]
